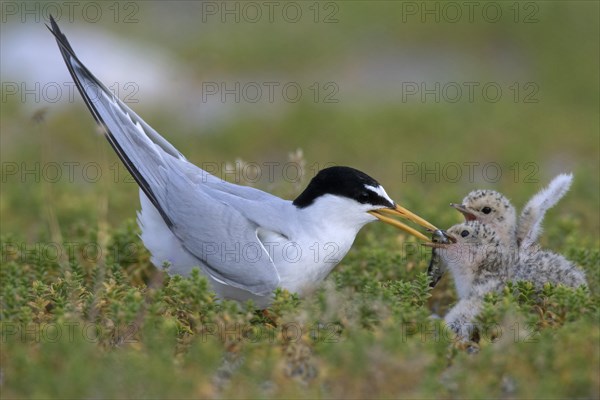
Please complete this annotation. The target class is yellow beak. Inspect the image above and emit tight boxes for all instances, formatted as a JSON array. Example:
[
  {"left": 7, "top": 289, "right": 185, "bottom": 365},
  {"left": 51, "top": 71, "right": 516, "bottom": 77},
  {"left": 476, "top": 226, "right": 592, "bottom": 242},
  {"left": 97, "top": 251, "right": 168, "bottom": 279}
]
[{"left": 368, "top": 204, "right": 438, "bottom": 241}]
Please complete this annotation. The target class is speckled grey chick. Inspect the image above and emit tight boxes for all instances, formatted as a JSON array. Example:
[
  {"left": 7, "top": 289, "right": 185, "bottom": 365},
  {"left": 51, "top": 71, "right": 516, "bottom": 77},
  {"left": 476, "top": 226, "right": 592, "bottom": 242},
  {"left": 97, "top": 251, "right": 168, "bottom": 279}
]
[
  {"left": 452, "top": 174, "right": 574, "bottom": 251},
  {"left": 426, "top": 220, "right": 510, "bottom": 341},
  {"left": 451, "top": 190, "right": 517, "bottom": 250},
  {"left": 427, "top": 190, "right": 517, "bottom": 287},
  {"left": 427, "top": 219, "right": 587, "bottom": 341}
]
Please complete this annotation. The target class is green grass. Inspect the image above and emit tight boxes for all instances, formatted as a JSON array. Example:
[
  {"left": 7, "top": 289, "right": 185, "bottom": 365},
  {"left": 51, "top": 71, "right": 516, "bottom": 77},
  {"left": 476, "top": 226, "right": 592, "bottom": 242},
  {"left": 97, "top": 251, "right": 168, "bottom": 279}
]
[
  {"left": 1, "top": 220, "right": 598, "bottom": 398},
  {"left": 1, "top": 2, "right": 599, "bottom": 398}
]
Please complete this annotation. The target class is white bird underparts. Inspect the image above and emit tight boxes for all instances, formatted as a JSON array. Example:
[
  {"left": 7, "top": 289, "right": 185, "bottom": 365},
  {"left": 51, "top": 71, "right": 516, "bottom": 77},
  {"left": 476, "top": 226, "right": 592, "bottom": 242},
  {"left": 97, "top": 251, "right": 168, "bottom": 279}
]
[{"left": 48, "top": 17, "right": 440, "bottom": 308}]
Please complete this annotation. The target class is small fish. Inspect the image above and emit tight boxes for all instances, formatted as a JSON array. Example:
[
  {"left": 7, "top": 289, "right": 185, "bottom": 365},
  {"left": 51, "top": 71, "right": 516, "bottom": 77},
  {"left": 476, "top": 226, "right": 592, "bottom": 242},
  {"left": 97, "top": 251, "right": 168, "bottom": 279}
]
[{"left": 427, "top": 229, "right": 450, "bottom": 288}]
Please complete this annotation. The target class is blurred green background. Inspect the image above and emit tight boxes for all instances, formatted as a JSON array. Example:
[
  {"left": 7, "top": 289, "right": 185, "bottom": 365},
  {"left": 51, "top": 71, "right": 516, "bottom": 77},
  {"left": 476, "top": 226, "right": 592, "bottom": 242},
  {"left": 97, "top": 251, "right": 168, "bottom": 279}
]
[{"left": 2, "top": 1, "right": 598, "bottom": 238}]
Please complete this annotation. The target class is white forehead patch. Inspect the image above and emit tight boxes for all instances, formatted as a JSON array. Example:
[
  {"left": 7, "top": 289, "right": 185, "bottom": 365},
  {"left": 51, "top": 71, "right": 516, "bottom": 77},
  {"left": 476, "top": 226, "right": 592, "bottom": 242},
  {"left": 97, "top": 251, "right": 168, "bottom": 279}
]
[{"left": 365, "top": 184, "right": 394, "bottom": 205}]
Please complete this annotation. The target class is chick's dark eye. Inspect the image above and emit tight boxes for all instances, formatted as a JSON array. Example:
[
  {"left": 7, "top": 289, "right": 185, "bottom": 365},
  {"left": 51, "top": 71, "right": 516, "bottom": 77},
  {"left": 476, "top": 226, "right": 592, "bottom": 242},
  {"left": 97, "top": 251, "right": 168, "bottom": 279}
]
[
  {"left": 461, "top": 230, "right": 470, "bottom": 237},
  {"left": 481, "top": 207, "right": 492, "bottom": 214},
  {"left": 359, "top": 191, "right": 370, "bottom": 201}
]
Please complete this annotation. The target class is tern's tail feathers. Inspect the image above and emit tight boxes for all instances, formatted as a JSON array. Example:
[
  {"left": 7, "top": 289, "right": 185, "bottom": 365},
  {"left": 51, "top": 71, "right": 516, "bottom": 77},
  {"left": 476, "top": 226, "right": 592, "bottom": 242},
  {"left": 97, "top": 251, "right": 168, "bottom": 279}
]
[
  {"left": 47, "top": 16, "right": 188, "bottom": 226},
  {"left": 517, "top": 173, "right": 573, "bottom": 248}
]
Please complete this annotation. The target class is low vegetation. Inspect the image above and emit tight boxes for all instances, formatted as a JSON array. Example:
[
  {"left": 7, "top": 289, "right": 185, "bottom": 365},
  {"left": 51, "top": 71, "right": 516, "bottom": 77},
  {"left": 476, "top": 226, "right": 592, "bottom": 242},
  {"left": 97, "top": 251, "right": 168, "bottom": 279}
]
[{"left": 1, "top": 216, "right": 598, "bottom": 398}]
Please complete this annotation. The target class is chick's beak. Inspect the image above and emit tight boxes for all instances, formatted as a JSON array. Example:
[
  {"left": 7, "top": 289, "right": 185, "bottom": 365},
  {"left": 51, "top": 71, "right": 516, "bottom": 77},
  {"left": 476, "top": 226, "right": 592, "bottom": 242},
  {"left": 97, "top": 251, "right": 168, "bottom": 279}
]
[
  {"left": 368, "top": 204, "right": 438, "bottom": 241},
  {"left": 450, "top": 203, "right": 477, "bottom": 221}
]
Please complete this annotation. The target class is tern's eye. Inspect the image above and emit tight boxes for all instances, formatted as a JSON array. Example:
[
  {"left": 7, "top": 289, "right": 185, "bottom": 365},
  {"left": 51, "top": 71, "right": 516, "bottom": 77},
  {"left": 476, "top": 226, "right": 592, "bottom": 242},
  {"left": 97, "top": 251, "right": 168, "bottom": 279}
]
[
  {"left": 461, "top": 230, "right": 470, "bottom": 237},
  {"left": 358, "top": 191, "right": 370, "bottom": 202},
  {"left": 481, "top": 207, "right": 492, "bottom": 214}
]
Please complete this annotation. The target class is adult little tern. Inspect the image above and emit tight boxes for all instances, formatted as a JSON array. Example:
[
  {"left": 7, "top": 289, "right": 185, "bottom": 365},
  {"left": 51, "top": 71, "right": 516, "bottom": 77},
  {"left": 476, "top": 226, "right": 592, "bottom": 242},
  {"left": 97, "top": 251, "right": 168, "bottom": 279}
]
[{"left": 48, "top": 17, "right": 439, "bottom": 307}]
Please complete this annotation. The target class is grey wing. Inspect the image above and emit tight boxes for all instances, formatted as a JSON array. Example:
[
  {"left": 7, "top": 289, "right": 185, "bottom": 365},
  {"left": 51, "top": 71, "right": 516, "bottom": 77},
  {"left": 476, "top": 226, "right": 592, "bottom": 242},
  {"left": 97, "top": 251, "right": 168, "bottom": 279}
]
[
  {"left": 160, "top": 163, "right": 280, "bottom": 295},
  {"left": 49, "top": 18, "right": 281, "bottom": 295},
  {"left": 517, "top": 173, "right": 573, "bottom": 248}
]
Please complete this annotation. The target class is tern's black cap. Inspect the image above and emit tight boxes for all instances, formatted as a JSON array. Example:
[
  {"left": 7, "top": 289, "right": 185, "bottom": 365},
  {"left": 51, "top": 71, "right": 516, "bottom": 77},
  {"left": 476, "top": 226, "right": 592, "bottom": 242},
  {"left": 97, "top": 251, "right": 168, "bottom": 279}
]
[{"left": 293, "top": 166, "right": 394, "bottom": 209}]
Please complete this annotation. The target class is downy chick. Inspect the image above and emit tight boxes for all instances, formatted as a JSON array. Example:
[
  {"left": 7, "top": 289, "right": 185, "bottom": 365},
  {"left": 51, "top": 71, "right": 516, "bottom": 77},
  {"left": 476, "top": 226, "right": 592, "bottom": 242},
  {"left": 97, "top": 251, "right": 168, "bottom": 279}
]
[
  {"left": 428, "top": 174, "right": 574, "bottom": 287},
  {"left": 425, "top": 221, "right": 509, "bottom": 341},
  {"left": 428, "top": 191, "right": 516, "bottom": 288},
  {"left": 426, "top": 218, "right": 587, "bottom": 341}
]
